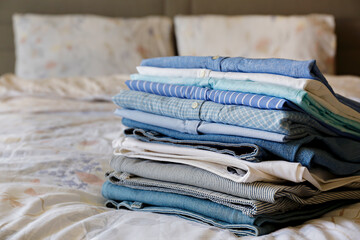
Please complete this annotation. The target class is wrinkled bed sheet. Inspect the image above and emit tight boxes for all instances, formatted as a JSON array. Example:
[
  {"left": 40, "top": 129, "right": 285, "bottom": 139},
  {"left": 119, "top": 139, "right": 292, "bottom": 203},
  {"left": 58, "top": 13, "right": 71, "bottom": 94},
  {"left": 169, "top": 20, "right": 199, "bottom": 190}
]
[{"left": 0, "top": 74, "right": 359, "bottom": 240}]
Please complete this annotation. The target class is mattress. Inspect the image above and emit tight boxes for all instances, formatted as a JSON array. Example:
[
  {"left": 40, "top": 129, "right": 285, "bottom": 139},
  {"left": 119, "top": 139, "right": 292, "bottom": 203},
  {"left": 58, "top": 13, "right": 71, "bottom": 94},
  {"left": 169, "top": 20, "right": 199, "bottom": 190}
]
[{"left": 0, "top": 73, "right": 359, "bottom": 240}]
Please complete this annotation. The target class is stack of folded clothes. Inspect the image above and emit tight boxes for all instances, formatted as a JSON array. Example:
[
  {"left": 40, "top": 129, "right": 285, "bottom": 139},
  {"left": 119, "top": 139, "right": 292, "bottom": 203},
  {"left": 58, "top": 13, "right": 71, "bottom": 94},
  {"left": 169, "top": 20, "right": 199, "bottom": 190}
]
[{"left": 102, "top": 56, "right": 360, "bottom": 237}]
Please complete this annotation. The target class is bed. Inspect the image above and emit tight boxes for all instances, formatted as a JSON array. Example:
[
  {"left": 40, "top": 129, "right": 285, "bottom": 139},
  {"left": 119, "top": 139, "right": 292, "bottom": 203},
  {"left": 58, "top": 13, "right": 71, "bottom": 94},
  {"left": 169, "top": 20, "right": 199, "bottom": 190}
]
[
  {"left": 1, "top": 1, "right": 360, "bottom": 240},
  {"left": 1, "top": 73, "right": 359, "bottom": 240}
]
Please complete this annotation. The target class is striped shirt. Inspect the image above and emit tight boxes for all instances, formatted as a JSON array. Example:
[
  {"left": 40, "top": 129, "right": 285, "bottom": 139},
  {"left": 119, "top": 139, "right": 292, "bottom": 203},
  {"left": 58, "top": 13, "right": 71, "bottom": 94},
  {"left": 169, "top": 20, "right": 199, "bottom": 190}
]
[
  {"left": 107, "top": 171, "right": 360, "bottom": 217},
  {"left": 126, "top": 80, "right": 292, "bottom": 110}
]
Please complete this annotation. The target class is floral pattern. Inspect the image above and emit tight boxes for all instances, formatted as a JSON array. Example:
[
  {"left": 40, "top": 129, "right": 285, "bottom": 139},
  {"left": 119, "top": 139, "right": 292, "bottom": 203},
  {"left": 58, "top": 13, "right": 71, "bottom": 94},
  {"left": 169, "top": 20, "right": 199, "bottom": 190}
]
[
  {"left": 13, "top": 14, "right": 174, "bottom": 79},
  {"left": 175, "top": 14, "right": 336, "bottom": 74}
]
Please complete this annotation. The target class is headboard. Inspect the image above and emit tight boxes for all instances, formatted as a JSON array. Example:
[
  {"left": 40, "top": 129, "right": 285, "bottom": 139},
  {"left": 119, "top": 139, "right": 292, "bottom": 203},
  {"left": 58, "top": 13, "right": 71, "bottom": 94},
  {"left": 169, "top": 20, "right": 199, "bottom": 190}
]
[{"left": 1, "top": 0, "right": 360, "bottom": 75}]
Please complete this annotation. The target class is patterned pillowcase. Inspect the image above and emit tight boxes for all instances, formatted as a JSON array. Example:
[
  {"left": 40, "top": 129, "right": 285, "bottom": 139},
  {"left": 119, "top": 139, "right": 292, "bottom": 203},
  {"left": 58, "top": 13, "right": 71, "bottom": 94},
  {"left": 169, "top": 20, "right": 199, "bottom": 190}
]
[
  {"left": 13, "top": 14, "right": 174, "bottom": 79},
  {"left": 175, "top": 15, "right": 336, "bottom": 74}
]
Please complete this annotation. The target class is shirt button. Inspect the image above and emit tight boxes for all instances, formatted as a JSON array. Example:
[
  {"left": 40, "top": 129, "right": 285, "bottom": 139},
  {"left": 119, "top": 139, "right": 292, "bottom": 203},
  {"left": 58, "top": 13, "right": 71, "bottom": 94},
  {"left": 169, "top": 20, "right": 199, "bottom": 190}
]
[
  {"left": 199, "top": 69, "right": 206, "bottom": 78},
  {"left": 191, "top": 102, "right": 199, "bottom": 109},
  {"left": 212, "top": 55, "right": 219, "bottom": 60}
]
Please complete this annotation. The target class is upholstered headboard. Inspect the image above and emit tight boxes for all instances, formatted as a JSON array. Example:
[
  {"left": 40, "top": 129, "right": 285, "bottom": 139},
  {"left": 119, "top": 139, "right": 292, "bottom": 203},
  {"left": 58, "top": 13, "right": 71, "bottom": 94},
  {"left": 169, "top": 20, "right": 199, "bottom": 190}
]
[{"left": 1, "top": 0, "right": 359, "bottom": 75}]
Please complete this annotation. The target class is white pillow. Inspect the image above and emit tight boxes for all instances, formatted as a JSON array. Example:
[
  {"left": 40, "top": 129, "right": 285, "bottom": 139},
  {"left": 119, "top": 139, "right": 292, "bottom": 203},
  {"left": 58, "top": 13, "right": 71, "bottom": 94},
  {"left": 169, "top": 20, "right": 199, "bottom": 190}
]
[
  {"left": 13, "top": 14, "right": 174, "bottom": 79},
  {"left": 175, "top": 14, "right": 336, "bottom": 74}
]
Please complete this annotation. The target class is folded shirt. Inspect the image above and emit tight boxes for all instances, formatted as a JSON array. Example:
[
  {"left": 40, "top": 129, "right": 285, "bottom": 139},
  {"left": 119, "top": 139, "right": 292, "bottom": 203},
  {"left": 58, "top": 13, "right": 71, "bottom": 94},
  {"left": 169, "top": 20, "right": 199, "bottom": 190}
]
[
  {"left": 114, "top": 109, "right": 298, "bottom": 142},
  {"left": 106, "top": 171, "right": 301, "bottom": 216},
  {"left": 126, "top": 79, "right": 298, "bottom": 111},
  {"left": 122, "top": 119, "right": 360, "bottom": 180},
  {"left": 109, "top": 156, "right": 312, "bottom": 203},
  {"left": 106, "top": 170, "right": 360, "bottom": 217},
  {"left": 109, "top": 156, "right": 360, "bottom": 204},
  {"left": 123, "top": 127, "right": 360, "bottom": 177},
  {"left": 131, "top": 74, "right": 360, "bottom": 139},
  {"left": 113, "top": 90, "right": 335, "bottom": 137},
  {"left": 136, "top": 66, "right": 360, "bottom": 120},
  {"left": 113, "top": 136, "right": 302, "bottom": 183},
  {"left": 115, "top": 133, "right": 360, "bottom": 187},
  {"left": 123, "top": 127, "right": 269, "bottom": 162},
  {"left": 105, "top": 199, "right": 261, "bottom": 237},
  {"left": 102, "top": 181, "right": 354, "bottom": 237}
]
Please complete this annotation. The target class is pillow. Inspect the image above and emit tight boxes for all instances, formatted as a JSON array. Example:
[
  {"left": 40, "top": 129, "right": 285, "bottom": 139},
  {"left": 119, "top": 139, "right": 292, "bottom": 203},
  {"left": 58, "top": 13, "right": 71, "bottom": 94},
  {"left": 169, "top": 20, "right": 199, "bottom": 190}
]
[
  {"left": 0, "top": 73, "right": 129, "bottom": 101},
  {"left": 325, "top": 74, "right": 360, "bottom": 102},
  {"left": 175, "top": 15, "right": 336, "bottom": 74},
  {"left": 13, "top": 14, "right": 174, "bottom": 79}
]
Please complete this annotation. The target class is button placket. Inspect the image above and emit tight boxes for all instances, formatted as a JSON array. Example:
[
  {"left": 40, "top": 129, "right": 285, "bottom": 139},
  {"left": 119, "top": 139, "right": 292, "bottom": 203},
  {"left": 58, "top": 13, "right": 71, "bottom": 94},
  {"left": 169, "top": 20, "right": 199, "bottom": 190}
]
[{"left": 191, "top": 102, "right": 199, "bottom": 109}]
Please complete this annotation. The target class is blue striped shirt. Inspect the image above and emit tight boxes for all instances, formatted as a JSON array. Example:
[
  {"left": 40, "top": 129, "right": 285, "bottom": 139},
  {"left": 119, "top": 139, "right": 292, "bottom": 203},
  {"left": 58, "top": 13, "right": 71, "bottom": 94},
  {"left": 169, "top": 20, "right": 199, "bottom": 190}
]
[{"left": 126, "top": 80, "right": 293, "bottom": 110}]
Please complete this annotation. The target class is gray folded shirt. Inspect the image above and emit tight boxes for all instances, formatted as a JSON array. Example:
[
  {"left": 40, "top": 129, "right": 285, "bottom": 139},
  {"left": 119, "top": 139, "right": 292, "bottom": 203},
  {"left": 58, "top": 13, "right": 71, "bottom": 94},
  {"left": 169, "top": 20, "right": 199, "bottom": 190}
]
[{"left": 109, "top": 155, "right": 360, "bottom": 216}]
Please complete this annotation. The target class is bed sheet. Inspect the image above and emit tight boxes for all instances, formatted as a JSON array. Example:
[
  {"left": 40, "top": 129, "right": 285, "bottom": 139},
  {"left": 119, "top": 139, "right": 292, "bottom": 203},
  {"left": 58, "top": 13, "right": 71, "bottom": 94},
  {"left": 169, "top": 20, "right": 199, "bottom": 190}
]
[{"left": 0, "top": 74, "right": 359, "bottom": 240}]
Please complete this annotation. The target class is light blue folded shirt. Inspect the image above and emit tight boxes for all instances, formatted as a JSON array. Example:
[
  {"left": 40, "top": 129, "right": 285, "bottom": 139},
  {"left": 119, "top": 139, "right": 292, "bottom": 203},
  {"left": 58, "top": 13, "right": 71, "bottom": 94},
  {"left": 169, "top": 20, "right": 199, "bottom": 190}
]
[
  {"left": 114, "top": 108, "right": 300, "bottom": 142},
  {"left": 113, "top": 90, "right": 334, "bottom": 137}
]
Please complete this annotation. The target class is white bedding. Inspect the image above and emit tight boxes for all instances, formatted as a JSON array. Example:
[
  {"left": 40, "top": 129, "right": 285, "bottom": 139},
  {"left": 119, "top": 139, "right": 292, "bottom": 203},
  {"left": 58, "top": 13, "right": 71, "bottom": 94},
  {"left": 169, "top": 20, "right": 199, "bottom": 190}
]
[{"left": 0, "top": 74, "right": 359, "bottom": 240}]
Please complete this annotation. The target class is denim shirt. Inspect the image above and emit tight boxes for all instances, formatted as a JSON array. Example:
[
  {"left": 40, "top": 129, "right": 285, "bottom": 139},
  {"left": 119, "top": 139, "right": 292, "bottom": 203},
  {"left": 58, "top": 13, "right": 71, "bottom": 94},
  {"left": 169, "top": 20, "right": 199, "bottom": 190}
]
[{"left": 102, "top": 181, "right": 353, "bottom": 236}]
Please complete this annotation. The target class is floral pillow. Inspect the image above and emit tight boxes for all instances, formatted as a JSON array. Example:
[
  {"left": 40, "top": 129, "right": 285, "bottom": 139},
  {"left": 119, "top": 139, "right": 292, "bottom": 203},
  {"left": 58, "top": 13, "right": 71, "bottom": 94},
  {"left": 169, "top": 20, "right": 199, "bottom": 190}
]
[
  {"left": 175, "top": 15, "right": 336, "bottom": 74},
  {"left": 13, "top": 14, "right": 174, "bottom": 79}
]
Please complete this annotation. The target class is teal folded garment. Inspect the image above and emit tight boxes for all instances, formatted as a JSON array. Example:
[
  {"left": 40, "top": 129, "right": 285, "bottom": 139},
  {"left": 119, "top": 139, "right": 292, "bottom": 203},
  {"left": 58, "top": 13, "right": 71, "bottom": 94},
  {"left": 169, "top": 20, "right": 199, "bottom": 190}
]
[{"left": 131, "top": 74, "right": 360, "bottom": 138}]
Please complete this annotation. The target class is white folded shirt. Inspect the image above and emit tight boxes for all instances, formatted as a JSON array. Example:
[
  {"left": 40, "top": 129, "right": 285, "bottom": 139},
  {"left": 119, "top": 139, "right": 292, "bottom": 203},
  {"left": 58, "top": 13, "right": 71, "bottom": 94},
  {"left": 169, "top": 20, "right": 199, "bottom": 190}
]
[{"left": 113, "top": 137, "right": 360, "bottom": 191}]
